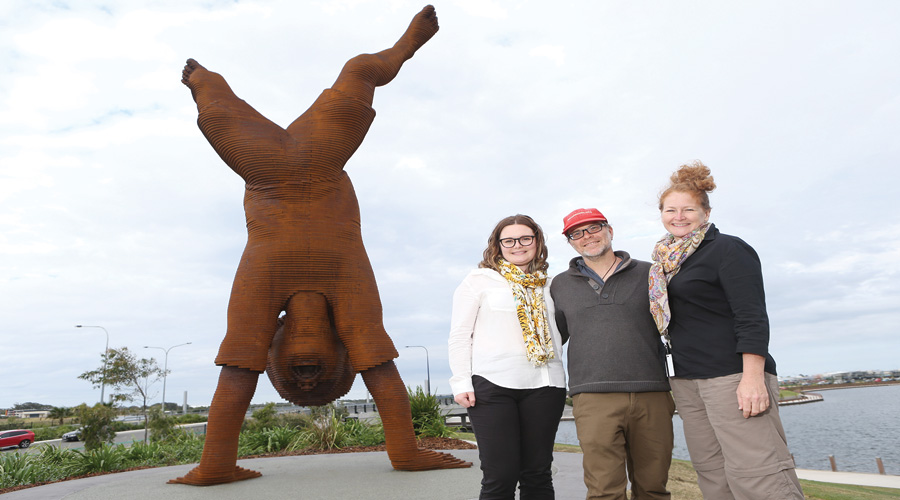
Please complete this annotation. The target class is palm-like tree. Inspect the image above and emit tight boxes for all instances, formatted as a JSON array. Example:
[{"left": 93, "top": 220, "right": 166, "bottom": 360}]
[{"left": 48, "top": 406, "right": 73, "bottom": 426}]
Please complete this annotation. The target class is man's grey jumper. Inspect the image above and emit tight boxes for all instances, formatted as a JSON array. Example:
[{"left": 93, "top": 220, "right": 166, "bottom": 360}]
[{"left": 551, "top": 251, "right": 670, "bottom": 395}]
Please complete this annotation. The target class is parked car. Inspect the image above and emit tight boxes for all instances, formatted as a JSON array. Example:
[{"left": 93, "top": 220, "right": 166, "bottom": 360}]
[
  {"left": 62, "top": 428, "right": 82, "bottom": 442},
  {"left": 0, "top": 429, "right": 35, "bottom": 450}
]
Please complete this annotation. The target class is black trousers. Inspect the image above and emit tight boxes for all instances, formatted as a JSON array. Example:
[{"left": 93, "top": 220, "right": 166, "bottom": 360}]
[{"left": 468, "top": 375, "right": 567, "bottom": 500}]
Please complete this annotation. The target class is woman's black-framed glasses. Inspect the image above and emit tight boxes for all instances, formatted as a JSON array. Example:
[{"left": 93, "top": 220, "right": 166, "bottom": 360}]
[
  {"left": 499, "top": 235, "right": 536, "bottom": 248},
  {"left": 567, "top": 223, "right": 607, "bottom": 241}
]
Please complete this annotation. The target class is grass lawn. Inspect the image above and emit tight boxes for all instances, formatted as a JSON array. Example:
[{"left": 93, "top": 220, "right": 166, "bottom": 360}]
[
  {"left": 780, "top": 389, "right": 802, "bottom": 399},
  {"left": 452, "top": 432, "right": 900, "bottom": 500}
]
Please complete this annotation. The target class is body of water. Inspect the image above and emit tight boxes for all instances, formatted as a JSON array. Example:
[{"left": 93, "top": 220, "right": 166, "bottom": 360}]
[{"left": 555, "top": 384, "right": 900, "bottom": 475}]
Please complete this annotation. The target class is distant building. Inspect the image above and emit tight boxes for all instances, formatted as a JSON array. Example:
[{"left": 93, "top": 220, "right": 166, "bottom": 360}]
[{"left": 6, "top": 409, "right": 50, "bottom": 419}]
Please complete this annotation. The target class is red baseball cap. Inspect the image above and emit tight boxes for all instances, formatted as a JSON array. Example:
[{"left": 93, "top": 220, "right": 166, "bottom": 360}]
[{"left": 562, "top": 208, "right": 608, "bottom": 235}]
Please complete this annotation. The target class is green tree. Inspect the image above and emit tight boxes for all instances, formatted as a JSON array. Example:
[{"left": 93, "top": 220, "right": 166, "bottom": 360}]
[
  {"left": 47, "top": 406, "right": 73, "bottom": 426},
  {"left": 73, "top": 403, "right": 116, "bottom": 451},
  {"left": 78, "top": 347, "right": 167, "bottom": 442},
  {"left": 148, "top": 408, "right": 178, "bottom": 442},
  {"left": 13, "top": 402, "right": 52, "bottom": 410}
]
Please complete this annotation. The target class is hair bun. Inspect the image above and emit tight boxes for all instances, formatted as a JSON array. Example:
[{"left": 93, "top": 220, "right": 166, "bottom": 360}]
[{"left": 670, "top": 160, "right": 716, "bottom": 193}]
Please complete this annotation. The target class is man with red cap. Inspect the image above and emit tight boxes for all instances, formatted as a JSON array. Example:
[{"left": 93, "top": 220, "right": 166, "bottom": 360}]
[{"left": 550, "top": 208, "right": 674, "bottom": 500}]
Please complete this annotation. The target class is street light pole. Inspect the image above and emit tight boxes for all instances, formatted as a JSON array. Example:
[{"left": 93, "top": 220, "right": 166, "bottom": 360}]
[
  {"left": 404, "top": 345, "right": 431, "bottom": 395},
  {"left": 76, "top": 325, "right": 109, "bottom": 404},
  {"left": 143, "top": 342, "right": 192, "bottom": 416}
]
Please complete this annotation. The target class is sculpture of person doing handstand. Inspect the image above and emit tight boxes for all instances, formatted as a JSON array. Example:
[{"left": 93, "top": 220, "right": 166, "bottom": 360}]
[{"left": 170, "top": 5, "right": 470, "bottom": 486}]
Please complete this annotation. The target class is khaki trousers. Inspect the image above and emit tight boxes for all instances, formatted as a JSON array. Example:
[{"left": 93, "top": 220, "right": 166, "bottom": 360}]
[
  {"left": 670, "top": 373, "right": 804, "bottom": 500},
  {"left": 573, "top": 392, "right": 675, "bottom": 500}
]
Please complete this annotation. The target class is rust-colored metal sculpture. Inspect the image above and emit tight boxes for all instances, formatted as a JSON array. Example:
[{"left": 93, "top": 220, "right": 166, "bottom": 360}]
[{"left": 169, "top": 5, "right": 470, "bottom": 486}]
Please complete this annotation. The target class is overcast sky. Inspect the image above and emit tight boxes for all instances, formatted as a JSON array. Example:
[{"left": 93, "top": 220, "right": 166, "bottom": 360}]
[{"left": 2, "top": 0, "right": 898, "bottom": 410}]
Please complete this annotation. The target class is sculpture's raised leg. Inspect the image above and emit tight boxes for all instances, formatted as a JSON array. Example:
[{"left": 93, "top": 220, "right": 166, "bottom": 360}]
[
  {"left": 181, "top": 58, "right": 287, "bottom": 175},
  {"left": 324, "top": 4, "right": 439, "bottom": 107}
]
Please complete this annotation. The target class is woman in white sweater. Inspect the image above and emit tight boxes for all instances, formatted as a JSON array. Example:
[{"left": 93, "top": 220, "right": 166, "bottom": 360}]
[{"left": 449, "top": 214, "right": 567, "bottom": 500}]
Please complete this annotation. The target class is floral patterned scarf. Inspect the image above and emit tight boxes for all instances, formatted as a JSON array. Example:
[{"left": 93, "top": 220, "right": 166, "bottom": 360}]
[
  {"left": 648, "top": 222, "right": 711, "bottom": 335},
  {"left": 498, "top": 259, "right": 554, "bottom": 366}
]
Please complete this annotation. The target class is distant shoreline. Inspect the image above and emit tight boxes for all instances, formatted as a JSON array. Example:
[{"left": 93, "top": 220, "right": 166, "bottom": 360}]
[
  {"left": 778, "top": 380, "right": 900, "bottom": 406},
  {"left": 783, "top": 380, "right": 900, "bottom": 393}
]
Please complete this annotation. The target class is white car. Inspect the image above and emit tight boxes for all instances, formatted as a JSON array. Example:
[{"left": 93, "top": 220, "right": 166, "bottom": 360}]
[{"left": 61, "top": 428, "right": 82, "bottom": 442}]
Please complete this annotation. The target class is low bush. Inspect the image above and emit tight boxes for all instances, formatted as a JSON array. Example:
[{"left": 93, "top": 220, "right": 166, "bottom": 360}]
[
  {"left": 123, "top": 440, "right": 166, "bottom": 464},
  {"left": 65, "top": 444, "right": 125, "bottom": 476},
  {"left": 242, "top": 403, "right": 278, "bottom": 433},
  {"left": 165, "top": 431, "right": 204, "bottom": 463},
  {"left": 239, "top": 426, "right": 303, "bottom": 455},
  {"left": 172, "top": 413, "right": 208, "bottom": 424},
  {"left": 298, "top": 414, "right": 347, "bottom": 450},
  {"left": 37, "top": 444, "right": 69, "bottom": 467},
  {"left": 0, "top": 453, "right": 41, "bottom": 490},
  {"left": 109, "top": 420, "right": 145, "bottom": 433},
  {"left": 407, "top": 386, "right": 453, "bottom": 438},
  {"left": 276, "top": 411, "right": 310, "bottom": 430},
  {"left": 341, "top": 418, "right": 385, "bottom": 447},
  {"left": 32, "top": 426, "right": 65, "bottom": 442}
]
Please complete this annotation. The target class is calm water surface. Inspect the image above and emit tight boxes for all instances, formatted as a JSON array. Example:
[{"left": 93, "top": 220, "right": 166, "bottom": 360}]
[{"left": 555, "top": 384, "right": 900, "bottom": 475}]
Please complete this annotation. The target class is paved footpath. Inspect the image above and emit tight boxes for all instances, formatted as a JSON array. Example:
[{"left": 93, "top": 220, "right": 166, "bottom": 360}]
[
  {"left": 3, "top": 449, "right": 897, "bottom": 499},
  {"left": 0, "top": 450, "right": 574, "bottom": 500},
  {"left": 796, "top": 468, "right": 900, "bottom": 489}
]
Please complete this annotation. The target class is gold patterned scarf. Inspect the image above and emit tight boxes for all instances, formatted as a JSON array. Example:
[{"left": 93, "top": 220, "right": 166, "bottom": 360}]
[
  {"left": 497, "top": 259, "right": 554, "bottom": 366},
  {"left": 648, "top": 222, "right": 711, "bottom": 335}
]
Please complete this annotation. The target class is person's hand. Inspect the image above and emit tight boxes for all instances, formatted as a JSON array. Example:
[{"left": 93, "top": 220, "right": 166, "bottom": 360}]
[
  {"left": 737, "top": 373, "right": 769, "bottom": 417},
  {"left": 454, "top": 392, "right": 476, "bottom": 408},
  {"left": 737, "top": 354, "right": 769, "bottom": 418}
]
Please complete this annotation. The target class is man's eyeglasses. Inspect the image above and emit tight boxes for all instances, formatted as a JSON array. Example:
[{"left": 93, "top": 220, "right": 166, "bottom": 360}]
[
  {"left": 567, "top": 223, "right": 607, "bottom": 241},
  {"left": 499, "top": 235, "right": 536, "bottom": 248}
]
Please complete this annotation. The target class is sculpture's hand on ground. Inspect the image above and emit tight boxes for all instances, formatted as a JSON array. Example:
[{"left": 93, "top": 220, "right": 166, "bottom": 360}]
[
  {"left": 390, "top": 448, "right": 473, "bottom": 471},
  {"left": 167, "top": 465, "right": 262, "bottom": 486}
]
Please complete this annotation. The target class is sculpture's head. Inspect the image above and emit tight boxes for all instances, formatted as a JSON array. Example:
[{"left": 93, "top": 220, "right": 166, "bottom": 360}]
[{"left": 265, "top": 293, "right": 356, "bottom": 407}]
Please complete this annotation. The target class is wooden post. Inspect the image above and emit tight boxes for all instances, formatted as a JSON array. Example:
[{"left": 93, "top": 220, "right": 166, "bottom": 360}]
[
  {"left": 877, "top": 457, "right": 886, "bottom": 475},
  {"left": 829, "top": 455, "right": 837, "bottom": 472}
]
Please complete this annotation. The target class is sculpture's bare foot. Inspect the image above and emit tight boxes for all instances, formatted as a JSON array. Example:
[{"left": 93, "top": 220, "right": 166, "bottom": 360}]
[
  {"left": 181, "top": 58, "right": 207, "bottom": 87},
  {"left": 180, "top": 58, "right": 237, "bottom": 107},
  {"left": 395, "top": 5, "right": 440, "bottom": 58},
  {"left": 390, "top": 448, "right": 472, "bottom": 471},
  {"left": 167, "top": 465, "right": 261, "bottom": 486}
]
